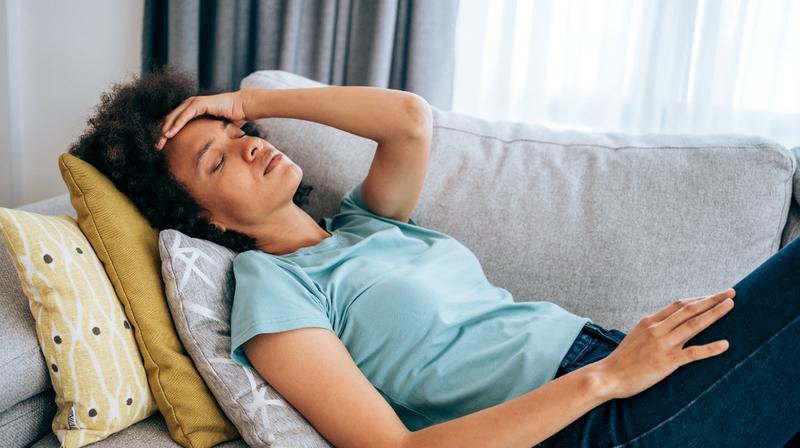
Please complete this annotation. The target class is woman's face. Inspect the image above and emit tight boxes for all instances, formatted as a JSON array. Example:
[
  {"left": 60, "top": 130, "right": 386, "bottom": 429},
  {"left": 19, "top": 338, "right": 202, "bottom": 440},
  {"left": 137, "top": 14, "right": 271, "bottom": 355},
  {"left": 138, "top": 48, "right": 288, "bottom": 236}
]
[{"left": 161, "top": 117, "right": 302, "bottom": 232}]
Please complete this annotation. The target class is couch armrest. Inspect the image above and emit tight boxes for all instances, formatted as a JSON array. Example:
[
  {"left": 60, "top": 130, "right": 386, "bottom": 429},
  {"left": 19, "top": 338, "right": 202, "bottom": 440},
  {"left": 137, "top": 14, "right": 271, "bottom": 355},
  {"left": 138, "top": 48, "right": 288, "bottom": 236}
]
[{"left": 16, "top": 193, "right": 75, "bottom": 218}]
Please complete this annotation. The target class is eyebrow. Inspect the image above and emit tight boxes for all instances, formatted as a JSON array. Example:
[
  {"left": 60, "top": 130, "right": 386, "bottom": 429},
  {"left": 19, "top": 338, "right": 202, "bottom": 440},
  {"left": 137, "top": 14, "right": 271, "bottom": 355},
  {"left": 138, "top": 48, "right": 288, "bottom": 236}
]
[{"left": 195, "top": 120, "right": 230, "bottom": 173}]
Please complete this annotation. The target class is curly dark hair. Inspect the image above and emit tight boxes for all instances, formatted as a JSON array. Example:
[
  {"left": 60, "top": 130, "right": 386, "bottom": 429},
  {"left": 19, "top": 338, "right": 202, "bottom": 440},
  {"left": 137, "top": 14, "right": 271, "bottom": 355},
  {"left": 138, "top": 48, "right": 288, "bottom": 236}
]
[{"left": 69, "top": 65, "right": 314, "bottom": 252}]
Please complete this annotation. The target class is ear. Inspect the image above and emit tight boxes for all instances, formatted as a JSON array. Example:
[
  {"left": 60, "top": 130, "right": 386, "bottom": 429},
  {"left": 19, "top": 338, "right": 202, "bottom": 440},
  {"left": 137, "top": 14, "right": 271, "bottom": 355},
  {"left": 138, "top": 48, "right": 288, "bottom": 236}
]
[
  {"left": 210, "top": 219, "right": 227, "bottom": 233},
  {"left": 200, "top": 209, "right": 227, "bottom": 233}
]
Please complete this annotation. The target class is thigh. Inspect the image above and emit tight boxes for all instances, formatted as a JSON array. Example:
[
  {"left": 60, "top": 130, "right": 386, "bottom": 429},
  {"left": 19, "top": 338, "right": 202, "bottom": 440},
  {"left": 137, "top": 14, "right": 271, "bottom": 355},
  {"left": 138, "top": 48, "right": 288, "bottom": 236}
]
[{"left": 541, "top": 236, "right": 800, "bottom": 448}]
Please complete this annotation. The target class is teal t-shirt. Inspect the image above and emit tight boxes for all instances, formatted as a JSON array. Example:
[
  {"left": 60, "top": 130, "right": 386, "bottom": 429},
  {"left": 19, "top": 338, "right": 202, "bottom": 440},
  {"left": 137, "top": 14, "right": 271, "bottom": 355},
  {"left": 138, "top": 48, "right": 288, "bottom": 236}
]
[{"left": 230, "top": 181, "right": 592, "bottom": 431}]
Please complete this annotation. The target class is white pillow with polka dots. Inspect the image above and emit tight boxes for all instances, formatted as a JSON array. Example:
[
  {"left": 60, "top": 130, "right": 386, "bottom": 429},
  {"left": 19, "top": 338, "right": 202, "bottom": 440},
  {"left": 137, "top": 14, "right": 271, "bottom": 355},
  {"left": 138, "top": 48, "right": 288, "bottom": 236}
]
[{"left": 0, "top": 208, "right": 157, "bottom": 448}]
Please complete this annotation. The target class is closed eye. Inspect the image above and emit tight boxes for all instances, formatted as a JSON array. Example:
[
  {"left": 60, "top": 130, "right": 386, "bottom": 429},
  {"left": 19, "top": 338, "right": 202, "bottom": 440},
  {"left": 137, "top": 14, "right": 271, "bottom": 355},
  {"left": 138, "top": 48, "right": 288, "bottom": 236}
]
[{"left": 213, "top": 133, "right": 247, "bottom": 173}]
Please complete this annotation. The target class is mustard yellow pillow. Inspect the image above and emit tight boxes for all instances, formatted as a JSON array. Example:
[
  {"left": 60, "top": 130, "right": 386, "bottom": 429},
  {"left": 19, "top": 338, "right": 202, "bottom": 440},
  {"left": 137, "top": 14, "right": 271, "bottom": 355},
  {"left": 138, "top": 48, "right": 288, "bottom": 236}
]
[
  {"left": 0, "top": 208, "right": 157, "bottom": 447},
  {"left": 57, "top": 153, "right": 240, "bottom": 448}
]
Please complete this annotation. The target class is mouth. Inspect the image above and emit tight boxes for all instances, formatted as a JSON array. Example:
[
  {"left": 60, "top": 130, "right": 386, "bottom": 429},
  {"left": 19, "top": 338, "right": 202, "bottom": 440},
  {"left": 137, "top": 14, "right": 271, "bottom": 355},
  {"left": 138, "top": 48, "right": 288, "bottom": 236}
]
[{"left": 263, "top": 152, "right": 282, "bottom": 176}]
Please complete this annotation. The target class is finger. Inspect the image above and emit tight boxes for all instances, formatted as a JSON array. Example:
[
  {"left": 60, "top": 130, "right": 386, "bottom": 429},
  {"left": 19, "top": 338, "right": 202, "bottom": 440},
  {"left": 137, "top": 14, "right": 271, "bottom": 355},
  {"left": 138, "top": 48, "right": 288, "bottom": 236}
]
[
  {"left": 674, "top": 296, "right": 734, "bottom": 342},
  {"left": 161, "top": 105, "right": 191, "bottom": 137},
  {"left": 660, "top": 289, "right": 735, "bottom": 333},
  {"left": 161, "top": 98, "right": 193, "bottom": 136},
  {"left": 165, "top": 104, "right": 202, "bottom": 138},
  {"left": 647, "top": 295, "right": 703, "bottom": 323},
  {"left": 159, "top": 112, "right": 182, "bottom": 141},
  {"left": 647, "top": 288, "right": 734, "bottom": 326},
  {"left": 680, "top": 339, "right": 730, "bottom": 365}
]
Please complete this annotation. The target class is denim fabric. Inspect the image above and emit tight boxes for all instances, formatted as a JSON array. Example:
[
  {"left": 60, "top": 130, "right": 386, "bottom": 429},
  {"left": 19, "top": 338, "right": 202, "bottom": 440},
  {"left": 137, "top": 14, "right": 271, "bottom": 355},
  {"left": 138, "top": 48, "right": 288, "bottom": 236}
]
[
  {"left": 538, "top": 235, "right": 800, "bottom": 448},
  {"left": 555, "top": 321, "right": 627, "bottom": 377}
]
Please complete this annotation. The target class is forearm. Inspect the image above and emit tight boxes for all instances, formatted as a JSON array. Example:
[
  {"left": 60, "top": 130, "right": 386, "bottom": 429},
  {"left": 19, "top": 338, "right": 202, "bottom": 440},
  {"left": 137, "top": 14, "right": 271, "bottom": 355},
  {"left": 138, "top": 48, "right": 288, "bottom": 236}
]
[
  {"left": 242, "top": 86, "right": 429, "bottom": 143},
  {"left": 401, "top": 363, "right": 614, "bottom": 448}
]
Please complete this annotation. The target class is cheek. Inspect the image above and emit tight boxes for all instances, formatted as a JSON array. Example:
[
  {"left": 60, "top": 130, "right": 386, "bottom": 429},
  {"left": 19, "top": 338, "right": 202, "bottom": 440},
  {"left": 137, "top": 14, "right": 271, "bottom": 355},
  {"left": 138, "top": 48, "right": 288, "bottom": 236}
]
[
  {"left": 212, "top": 190, "right": 254, "bottom": 225},
  {"left": 214, "top": 174, "right": 270, "bottom": 218},
  {"left": 216, "top": 179, "right": 252, "bottom": 205}
]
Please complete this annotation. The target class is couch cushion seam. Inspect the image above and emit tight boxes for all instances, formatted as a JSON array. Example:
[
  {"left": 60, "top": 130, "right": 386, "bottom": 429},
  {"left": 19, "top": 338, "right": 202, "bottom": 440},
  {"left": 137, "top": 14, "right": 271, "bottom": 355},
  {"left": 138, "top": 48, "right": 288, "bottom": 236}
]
[
  {"left": 0, "top": 397, "right": 53, "bottom": 429},
  {"left": 432, "top": 125, "right": 782, "bottom": 151}
]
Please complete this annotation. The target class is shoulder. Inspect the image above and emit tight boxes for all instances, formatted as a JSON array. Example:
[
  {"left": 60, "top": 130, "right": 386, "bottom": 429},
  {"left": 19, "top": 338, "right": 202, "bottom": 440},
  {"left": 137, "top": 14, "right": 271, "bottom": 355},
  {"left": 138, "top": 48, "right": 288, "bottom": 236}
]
[
  {"left": 233, "top": 249, "right": 295, "bottom": 279},
  {"left": 338, "top": 181, "right": 419, "bottom": 227}
]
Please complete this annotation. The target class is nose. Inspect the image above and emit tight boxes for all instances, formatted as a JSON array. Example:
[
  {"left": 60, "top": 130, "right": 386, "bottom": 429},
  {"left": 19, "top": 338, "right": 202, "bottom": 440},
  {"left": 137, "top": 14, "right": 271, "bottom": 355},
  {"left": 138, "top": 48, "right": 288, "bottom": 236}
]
[{"left": 243, "top": 138, "right": 263, "bottom": 162}]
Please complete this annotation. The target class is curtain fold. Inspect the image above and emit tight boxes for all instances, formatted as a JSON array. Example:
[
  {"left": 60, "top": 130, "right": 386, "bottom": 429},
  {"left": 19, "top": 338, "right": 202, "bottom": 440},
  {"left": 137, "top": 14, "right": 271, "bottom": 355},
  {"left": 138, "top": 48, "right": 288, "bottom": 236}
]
[
  {"left": 143, "top": 0, "right": 460, "bottom": 110},
  {"left": 453, "top": 0, "right": 800, "bottom": 148}
]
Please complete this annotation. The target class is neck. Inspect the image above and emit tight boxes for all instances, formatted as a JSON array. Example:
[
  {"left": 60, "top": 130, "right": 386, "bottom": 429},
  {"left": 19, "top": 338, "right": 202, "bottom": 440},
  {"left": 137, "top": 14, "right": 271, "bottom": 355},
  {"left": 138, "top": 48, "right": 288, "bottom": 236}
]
[{"left": 252, "top": 204, "right": 332, "bottom": 256}]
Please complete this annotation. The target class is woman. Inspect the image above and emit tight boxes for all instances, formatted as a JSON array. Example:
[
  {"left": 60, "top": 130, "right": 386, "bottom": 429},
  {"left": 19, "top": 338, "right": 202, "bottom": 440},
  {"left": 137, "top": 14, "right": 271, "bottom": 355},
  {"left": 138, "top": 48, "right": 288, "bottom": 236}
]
[{"left": 70, "top": 66, "right": 800, "bottom": 447}]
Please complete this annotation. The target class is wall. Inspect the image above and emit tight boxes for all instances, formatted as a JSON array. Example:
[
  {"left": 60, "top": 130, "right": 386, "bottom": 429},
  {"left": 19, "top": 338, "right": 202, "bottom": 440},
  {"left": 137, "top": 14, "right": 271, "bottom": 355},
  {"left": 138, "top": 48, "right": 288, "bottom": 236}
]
[{"left": 0, "top": 0, "right": 143, "bottom": 207}]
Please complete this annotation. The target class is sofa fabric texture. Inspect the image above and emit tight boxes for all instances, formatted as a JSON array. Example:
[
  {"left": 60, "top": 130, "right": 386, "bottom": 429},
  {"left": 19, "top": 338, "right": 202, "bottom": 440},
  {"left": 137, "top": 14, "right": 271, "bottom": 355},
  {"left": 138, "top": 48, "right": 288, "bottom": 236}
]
[
  {"left": 0, "top": 234, "right": 53, "bottom": 413},
  {"left": 0, "top": 69, "right": 796, "bottom": 446},
  {"left": 0, "top": 389, "right": 56, "bottom": 448},
  {"left": 243, "top": 70, "right": 798, "bottom": 333}
]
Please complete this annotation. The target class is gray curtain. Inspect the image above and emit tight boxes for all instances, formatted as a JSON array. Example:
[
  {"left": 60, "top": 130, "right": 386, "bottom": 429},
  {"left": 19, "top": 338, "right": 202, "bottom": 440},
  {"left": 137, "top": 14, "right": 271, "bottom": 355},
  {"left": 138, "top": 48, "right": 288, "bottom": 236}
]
[{"left": 142, "top": 0, "right": 460, "bottom": 109}]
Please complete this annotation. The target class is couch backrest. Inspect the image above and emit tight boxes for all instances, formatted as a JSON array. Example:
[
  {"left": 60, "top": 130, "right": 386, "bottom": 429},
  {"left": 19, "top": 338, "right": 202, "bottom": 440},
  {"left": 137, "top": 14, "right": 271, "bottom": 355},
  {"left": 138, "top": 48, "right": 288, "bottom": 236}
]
[
  {"left": 242, "top": 70, "right": 798, "bottom": 332},
  {"left": 783, "top": 147, "right": 800, "bottom": 246}
]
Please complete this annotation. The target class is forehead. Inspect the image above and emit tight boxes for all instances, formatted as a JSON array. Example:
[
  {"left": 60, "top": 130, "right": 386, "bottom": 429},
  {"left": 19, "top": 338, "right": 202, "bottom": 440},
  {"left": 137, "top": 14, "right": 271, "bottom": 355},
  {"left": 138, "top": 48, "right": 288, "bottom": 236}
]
[
  {"left": 166, "top": 117, "right": 225, "bottom": 150},
  {"left": 163, "top": 117, "right": 225, "bottom": 171},
  {"left": 176, "top": 116, "right": 225, "bottom": 137}
]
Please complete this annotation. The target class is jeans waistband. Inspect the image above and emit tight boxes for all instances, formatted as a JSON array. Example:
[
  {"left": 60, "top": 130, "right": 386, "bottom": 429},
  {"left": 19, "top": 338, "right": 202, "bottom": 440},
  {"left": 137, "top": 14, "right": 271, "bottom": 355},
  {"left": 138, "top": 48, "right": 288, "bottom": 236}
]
[{"left": 558, "top": 321, "right": 626, "bottom": 371}]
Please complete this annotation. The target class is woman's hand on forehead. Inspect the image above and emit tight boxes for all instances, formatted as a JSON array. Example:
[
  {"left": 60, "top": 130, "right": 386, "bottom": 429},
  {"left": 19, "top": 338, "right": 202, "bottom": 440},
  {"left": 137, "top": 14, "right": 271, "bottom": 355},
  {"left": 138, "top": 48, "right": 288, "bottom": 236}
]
[{"left": 156, "top": 90, "right": 248, "bottom": 150}]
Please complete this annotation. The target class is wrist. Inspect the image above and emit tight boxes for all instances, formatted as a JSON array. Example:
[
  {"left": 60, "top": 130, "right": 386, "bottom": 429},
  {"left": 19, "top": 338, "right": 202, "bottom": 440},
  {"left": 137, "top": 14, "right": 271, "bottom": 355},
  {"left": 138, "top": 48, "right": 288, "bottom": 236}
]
[
  {"left": 240, "top": 88, "right": 268, "bottom": 121},
  {"left": 579, "top": 360, "right": 618, "bottom": 402}
]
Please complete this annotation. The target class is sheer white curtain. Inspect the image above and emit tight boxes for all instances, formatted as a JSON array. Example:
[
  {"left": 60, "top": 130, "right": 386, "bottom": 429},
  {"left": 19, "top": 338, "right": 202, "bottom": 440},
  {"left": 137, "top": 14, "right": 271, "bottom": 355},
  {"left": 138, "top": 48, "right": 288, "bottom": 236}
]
[{"left": 452, "top": 0, "right": 800, "bottom": 149}]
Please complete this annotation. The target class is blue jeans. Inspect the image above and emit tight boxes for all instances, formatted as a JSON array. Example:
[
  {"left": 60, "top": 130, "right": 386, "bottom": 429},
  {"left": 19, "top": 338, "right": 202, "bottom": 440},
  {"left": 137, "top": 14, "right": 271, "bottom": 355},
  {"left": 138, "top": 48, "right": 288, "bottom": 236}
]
[{"left": 539, "top": 235, "right": 800, "bottom": 448}]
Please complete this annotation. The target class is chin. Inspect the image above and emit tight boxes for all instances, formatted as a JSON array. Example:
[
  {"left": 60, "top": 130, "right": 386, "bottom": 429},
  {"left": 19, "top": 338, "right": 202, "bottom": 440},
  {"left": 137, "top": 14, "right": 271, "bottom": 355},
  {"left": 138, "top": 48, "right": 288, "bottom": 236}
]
[{"left": 290, "top": 164, "right": 303, "bottom": 181}]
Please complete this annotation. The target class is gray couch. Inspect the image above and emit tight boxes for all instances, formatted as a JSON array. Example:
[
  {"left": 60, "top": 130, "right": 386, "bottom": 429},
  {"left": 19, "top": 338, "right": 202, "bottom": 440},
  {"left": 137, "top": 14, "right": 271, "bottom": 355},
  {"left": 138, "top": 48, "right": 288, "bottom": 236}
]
[{"left": 2, "top": 69, "right": 799, "bottom": 447}]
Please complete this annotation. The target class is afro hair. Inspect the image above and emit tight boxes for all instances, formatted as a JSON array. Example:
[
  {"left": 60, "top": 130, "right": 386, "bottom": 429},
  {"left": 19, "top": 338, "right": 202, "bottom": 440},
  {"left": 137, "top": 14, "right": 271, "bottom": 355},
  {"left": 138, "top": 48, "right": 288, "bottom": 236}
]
[{"left": 69, "top": 65, "right": 313, "bottom": 252}]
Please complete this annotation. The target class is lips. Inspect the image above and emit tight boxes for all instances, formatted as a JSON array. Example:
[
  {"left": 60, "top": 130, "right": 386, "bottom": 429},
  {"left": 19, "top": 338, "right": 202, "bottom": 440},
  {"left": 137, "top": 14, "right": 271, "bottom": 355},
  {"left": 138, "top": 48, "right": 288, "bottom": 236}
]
[
  {"left": 262, "top": 154, "right": 272, "bottom": 175},
  {"left": 263, "top": 153, "right": 282, "bottom": 175}
]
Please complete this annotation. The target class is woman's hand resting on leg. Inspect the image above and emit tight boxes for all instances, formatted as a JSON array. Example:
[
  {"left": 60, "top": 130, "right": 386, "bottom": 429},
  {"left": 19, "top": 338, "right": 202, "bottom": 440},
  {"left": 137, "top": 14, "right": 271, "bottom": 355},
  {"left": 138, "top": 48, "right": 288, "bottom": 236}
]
[{"left": 594, "top": 288, "right": 736, "bottom": 400}]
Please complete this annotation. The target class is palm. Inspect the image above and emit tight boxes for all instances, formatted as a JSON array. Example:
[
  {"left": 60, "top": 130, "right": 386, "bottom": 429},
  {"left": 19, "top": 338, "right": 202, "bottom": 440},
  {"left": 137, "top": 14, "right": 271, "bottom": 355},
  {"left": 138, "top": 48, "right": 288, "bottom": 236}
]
[{"left": 156, "top": 90, "right": 247, "bottom": 149}]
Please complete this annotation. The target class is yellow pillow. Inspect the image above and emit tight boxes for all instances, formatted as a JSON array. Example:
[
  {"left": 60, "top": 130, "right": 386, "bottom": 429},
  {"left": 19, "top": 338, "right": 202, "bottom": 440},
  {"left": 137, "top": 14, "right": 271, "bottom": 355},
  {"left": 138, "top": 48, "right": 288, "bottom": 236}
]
[
  {"left": 0, "top": 209, "right": 157, "bottom": 447},
  {"left": 57, "top": 153, "right": 240, "bottom": 448}
]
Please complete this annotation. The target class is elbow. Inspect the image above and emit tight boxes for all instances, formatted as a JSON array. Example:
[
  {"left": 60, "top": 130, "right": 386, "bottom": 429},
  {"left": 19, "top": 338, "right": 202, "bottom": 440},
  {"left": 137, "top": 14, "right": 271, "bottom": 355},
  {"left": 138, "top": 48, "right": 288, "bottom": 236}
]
[{"left": 403, "top": 94, "right": 433, "bottom": 141}]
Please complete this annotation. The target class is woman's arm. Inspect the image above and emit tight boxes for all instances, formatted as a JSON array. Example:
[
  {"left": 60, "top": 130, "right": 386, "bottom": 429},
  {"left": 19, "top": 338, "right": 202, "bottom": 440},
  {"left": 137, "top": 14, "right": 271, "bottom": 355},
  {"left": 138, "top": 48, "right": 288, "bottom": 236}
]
[
  {"left": 408, "top": 289, "right": 738, "bottom": 446},
  {"left": 245, "top": 325, "right": 614, "bottom": 448},
  {"left": 242, "top": 86, "right": 430, "bottom": 143},
  {"left": 402, "top": 363, "right": 611, "bottom": 447}
]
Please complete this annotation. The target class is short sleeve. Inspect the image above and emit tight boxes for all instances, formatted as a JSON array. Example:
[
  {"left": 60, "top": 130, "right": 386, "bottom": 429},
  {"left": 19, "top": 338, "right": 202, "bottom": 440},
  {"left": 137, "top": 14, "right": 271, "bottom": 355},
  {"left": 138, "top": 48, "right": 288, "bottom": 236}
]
[
  {"left": 340, "top": 180, "right": 418, "bottom": 226},
  {"left": 230, "top": 251, "right": 333, "bottom": 368}
]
